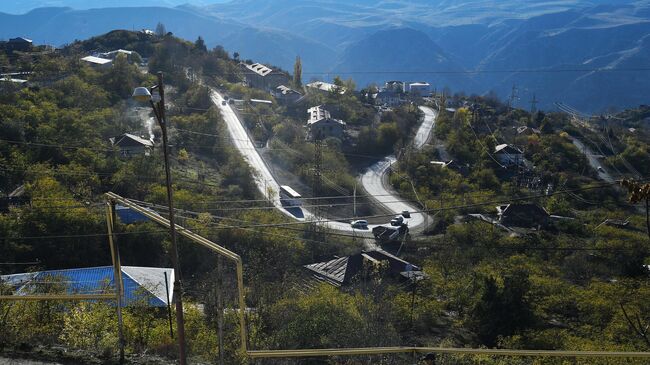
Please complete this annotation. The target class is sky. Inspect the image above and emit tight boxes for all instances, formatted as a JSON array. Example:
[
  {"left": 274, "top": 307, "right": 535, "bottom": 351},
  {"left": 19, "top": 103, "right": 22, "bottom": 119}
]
[{"left": 0, "top": 0, "right": 230, "bottom": 14}]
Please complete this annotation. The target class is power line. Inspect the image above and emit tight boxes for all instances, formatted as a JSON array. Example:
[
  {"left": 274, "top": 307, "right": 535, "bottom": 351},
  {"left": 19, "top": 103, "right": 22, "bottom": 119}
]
[
  {"left": 130, "top": 179, "right": 636, "bottom": 231},
  {"left": 2, "top": 229, "right": 167, "bottom": 241}
]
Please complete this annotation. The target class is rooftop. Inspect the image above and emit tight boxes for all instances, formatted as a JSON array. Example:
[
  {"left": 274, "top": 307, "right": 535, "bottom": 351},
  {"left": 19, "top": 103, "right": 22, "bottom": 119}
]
[
  {"left": 1, "top": 266, "right": 174, "bottom": 307},
  {"left": 495, "top": 143, "right": 523, "bottom": 154},
  {"left": 276, "top": 85, "right": 301, "bottom": 95},
  {"left": 243, "top": 62, "right": 273, "bottom": 77},
  {"left": 81, "top": 55, "right": 113, "bottom": 65},
  {"left": 304, "top": 249, "right": 421, "bottom": 287},
  {"left": 306, "top": 81, "right": 346, "bottom": 94},
  {"left": 111, "top": 133, "right": 154, "bottom": 148}
]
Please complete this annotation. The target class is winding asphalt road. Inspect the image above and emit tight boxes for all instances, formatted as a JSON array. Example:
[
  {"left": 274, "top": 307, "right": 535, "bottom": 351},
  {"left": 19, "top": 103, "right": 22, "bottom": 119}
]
[
  {"left": 210, "top": 89, "right": 436, "bottom": 234},
  {"left": 570, "top": 136, "right": 615, "bottom": 183}
]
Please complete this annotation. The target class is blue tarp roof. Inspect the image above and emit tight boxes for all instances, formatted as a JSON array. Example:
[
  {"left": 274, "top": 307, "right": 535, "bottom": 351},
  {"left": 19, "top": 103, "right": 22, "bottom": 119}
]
[
  {"left": 1, "top": 266, "right": 173, "bottom": 307},
  {"left": 115, "top": 204, "right": 154, "bottom": 224}
]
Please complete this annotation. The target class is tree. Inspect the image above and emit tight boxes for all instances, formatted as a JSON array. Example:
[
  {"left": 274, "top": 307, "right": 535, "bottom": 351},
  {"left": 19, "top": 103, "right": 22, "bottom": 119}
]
[
  {"left": 293, "top": 56, "right": 302, "bottom": 89},
  {"left": 622, "top": 179, "right": 650, "bottom": 241},
  {"left": 155, "top": 22, "right": 167, "bottom": 37},
  {"left": 471, "top": 271, "right": 536, "bottom": 347},
  {"left": 233, "top": 52, "right": 240, "bottom": 61},
  {"left": 194, "top": 36, "right": 207, "bottom": 53}
]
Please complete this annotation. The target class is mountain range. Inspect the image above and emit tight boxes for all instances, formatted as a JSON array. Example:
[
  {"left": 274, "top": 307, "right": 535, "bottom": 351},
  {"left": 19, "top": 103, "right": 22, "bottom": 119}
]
[{"left": 2, "top": 0, "right": 650, "bottom": 112}]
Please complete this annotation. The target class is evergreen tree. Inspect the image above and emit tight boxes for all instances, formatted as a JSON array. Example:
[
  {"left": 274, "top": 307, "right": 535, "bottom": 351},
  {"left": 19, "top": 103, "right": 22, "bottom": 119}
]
[
  {"left": 293, "top": 55, "right": 302, "bottom": 89},
  {"left": 155, "top": 22, "right": 167, "bottom": 37},
  {"left": 194, "top": 36, "right": 207, "bottom": 53}
]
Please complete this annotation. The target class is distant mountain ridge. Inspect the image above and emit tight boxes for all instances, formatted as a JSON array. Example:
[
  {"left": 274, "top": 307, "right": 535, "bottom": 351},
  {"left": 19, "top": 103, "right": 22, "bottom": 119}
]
[{"left": 1, "top": 1, "right": 650, "bottom": 112}]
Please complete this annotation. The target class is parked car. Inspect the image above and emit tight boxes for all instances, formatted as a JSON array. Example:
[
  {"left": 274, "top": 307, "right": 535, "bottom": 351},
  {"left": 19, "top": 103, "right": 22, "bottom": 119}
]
[
  {"left": 401, "top": 210, "right": 411, "bottom": 218},
  {"left": 351, "top": 220, "right": 368, "bottom": 229},
  {"left": 390, "top": 216, "right": 404, "bottom": 226},
  {"left": 597, "top": 166, "right": 604, "bottom": 172}
]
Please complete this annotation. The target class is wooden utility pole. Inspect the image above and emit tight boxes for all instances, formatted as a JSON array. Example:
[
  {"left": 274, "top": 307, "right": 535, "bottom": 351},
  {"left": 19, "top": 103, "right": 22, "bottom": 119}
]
[{"left": 151, "top": 72, "right": 188, "bottom": 365}]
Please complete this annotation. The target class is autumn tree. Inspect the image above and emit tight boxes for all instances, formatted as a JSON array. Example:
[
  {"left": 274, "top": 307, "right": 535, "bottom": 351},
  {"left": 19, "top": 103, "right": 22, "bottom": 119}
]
[{"left": 622, "top": 179, "right": 650, "bottom": 241}]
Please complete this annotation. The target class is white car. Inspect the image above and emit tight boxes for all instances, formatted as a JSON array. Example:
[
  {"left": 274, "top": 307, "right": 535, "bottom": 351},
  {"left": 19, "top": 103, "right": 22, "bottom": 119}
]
[{"left": 351, "top": 220, "right": 368, "bottom": 229}]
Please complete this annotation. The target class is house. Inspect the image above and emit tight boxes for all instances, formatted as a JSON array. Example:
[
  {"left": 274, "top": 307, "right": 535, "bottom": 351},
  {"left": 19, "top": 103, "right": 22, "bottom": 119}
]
[
  {"left": 497, "top": 203, "right": 550, "bottom": 228},
  {"left": 384, "top": 81, "right": 405, "bottom": 93},
  {"left": 494, "top": 144, "right": 524, "bottom": 166},
  {"left": 81, "top": 55, "right": 113, "bottom": 69},
  {"left": 305, "top": 81, "right": 346, "bottom": 95},
  {"left": 0, "top": 76, "right": 28, "bottom": 89},
  {"left": 99, "top": 49, "right": 140, "bottom": 63},
  {"left": 240, "top": 62, "right": 289, "bottom": 91},
  {"left": 430, "top": 160, "right": 465, "bottom": 173},
  {"left": 306, "top": 105, "right": 346, "bottom": 140},
  {"left": 6, "top": 37, "right": 33, "bottom": 52},
  {"left": 110, "top": 133, "right": 154, "bottom": 157},
  {"left": 1, "top": 266, "right": 174, "bottom": 307},
  {"left": 304, "top": 249, "right": 423, "bottom": 287},
  {"left": 272, "top": 85, "right": 302, "bottom": 104},
  {"left": 375, "top": 90, "right": 404, "bottom": 107},
  {"left": 517, "top": 126, "right": 541, "bottom": 135},
  {"left": 408, "top": 82, "right": 430, "bottom": 96},
  {"left": 0, "top": 185, "right": 28, "bottom": 212}
]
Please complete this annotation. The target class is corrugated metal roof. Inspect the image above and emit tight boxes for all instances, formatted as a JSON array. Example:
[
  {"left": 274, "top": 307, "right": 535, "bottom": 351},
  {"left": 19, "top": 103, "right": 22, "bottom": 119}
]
[
  {"left": 1, "top": 266, "right": 173, "bottom": 307},
  {"left": 81, "top": 56, "right": 113, "bottom": 65}
]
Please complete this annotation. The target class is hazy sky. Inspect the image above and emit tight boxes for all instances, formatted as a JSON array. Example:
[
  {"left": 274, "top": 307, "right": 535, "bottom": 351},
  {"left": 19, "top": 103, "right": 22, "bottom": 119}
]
[{"left": 0, "top": 0, "right": 229, "bottom": 14}]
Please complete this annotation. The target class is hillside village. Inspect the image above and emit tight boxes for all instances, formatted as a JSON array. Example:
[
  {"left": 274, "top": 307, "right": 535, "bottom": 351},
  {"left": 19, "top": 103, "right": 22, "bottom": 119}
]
[{"left": 0, "top": 28, "right": 649, "bottom": 365}]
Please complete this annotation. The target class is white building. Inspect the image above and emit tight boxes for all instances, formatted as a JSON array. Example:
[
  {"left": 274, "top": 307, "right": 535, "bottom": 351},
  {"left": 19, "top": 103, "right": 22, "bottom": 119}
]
[
  {"left": 272, "top": 85, "right": 302, "bottom": 104},
  {"left": 306, "top": 105, "right": 346, "bottom": 140},
  {"left": 305, "top": 81, "right": 346, "bottom": 95},
  {"left": 240, "top": 62, "right": 289, "bottom": 91},
  {"left": 81, "top": 55, "right": 113, "bottom": 69},
  {"left": 408, "top": 82, "right": 431, "bottom": 96}
]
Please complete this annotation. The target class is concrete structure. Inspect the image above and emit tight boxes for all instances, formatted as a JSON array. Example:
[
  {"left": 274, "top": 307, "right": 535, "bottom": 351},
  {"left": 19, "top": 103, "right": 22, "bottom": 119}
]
[
  {"left": 110, "top": 133, "right": 154, "bottom": 157},
  {"left": 305, "top": 81, "right": 346, "bottom": 95},
  {"left": 408, "top": 82, "right": 430, "bottom": 96},
  {"left": 1, "top": 266, "right": 174, "bottom": 307},
  {"left": 272, "top": 85, "right": 302, "bottom": 104},
  {"left": 240, "top": 62, "right": 289, "bottom": 91},
  {"left": 494, "top": 144, "right": 524, "bottom": 166},
  {"left": 306, "top": 105, "right": 346, "bottom": 140},
  {"left": 81, "top": 55, "right": 113, "bottom": 69}
]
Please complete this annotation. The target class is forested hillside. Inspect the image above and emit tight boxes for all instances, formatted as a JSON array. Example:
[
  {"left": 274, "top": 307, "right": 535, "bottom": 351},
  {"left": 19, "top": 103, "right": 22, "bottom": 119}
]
[{"left": 0, "top": 29, "right": 649, "bottom": 365}]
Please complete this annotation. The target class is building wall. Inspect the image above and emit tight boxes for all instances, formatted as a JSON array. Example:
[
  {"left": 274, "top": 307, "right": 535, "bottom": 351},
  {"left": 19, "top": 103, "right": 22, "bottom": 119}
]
[{"left": 308, "top": 120, "right": 345, "bottom": 140}]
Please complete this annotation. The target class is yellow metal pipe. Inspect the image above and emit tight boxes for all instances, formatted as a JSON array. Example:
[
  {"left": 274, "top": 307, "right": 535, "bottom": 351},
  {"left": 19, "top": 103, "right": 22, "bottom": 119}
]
[
  {"left": 0, "top": 294, "right": 116, "bottom": 301},
  {"left": 105, "top": 192, "right": 248, "bottom": 354},
  {"left": 246, "top": 347, "right": 650, "bottom": 359}
]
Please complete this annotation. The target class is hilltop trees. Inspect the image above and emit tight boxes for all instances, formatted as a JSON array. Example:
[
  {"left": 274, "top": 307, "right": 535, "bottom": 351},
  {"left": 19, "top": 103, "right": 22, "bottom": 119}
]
[{"left": 155, "top": 22, "right": 167, "bottom": 37}]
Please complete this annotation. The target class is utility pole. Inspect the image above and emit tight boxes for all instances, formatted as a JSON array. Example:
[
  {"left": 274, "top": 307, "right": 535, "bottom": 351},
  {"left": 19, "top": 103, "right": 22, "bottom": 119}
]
[
  {"left": 508, "top": 84, "right": 518, "bottom": 110},
  {"left": 134, "top": 72, "right": 188, "bottom": 365},
  {"left": 312, "top": 131, "right": 323, "bottom": 240},
  {"left": 157, "top": 72, "right": 187, "bottom": 365},
  {"left": 353, "top": 182, "right": 357, "bottom": 218}
]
